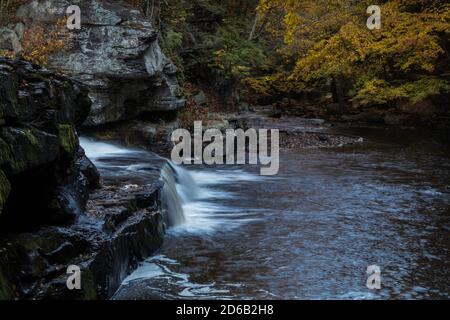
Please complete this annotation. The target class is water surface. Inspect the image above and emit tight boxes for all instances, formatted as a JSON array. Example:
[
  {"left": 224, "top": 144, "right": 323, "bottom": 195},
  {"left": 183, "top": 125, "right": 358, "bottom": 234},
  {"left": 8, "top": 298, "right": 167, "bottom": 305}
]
[{"left": 85, "top": 127, "right": 450, "bottom": 300}]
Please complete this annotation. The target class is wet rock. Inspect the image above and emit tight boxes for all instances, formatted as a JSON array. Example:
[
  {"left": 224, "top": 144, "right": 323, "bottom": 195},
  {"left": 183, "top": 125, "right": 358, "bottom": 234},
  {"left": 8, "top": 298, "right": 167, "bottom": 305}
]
[
  {"left": 0, "top": 58, "right": 91, "bottom": 228},
  {"left": 88, "top": 118, "right": 179, "bottom": 157},
  {"left": 49, "top": 165, "right": 90, "bottom": 225},
  {"left": 0, "top": 127, "right": 59, "bottom": 174},
  {"left": 77, "top": 152, "right": 101, "bottom": 190},
  {"left": 234, "top": 111, "right": 363, "bottom": 149},
  {"left": 0, "top": 182, "right": 165, "bottom": 300},
  {"left": 280, "top": 131, "right": 364, "bottom": 149},
  {"left": 16, "top": 0, "right": 185, "bottom": 126},
  {"left": 0, "top": 34, "right": 168, "bottom": 301}
]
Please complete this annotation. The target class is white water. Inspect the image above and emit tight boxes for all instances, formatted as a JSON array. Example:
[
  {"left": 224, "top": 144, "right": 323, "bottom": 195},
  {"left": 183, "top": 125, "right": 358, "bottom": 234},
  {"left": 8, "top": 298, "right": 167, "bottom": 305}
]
[
  {"left": 80, "top": 137, "right": 263, "bottom": 233},
  {"left": 80, "top": 137, "right": 142, "bottom": 160}
]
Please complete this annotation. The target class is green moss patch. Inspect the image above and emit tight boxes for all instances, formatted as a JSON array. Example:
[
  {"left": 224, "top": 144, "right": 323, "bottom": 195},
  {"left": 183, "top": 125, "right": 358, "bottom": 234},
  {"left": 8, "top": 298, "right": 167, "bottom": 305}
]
[
  {"left": 22, "top": 129, "right": 39, "bottom": 147},
  {"left": 0, "top": 266, "right": 14, "bottom": 300},
  {"left": 0, "top": 170, "right": 11, "bottom": 215},
  {"left": 0, "top": 137, "right": 13, "bottom": 168},
  {"left": 57, "top": 124, "right": 78, "bottom": 155}
]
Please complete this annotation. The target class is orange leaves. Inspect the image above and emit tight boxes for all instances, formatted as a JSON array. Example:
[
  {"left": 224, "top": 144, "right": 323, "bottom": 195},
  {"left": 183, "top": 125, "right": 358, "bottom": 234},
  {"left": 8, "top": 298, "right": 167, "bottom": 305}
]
[
  {"left": 0, "top": 0, "right": 28, "bottom": 26},
  {"left": 20, "top": 19, "right": 70, "bottom": 66}
]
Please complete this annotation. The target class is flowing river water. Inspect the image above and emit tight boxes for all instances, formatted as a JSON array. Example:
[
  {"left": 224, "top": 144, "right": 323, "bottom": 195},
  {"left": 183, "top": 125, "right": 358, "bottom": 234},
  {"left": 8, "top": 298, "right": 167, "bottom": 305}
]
[{"left": 81, "top": 126, "right": 450, "bottom": 300}]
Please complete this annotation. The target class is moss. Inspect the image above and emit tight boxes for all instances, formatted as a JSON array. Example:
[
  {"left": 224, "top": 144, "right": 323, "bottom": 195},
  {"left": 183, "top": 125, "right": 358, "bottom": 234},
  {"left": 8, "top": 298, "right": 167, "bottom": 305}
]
[
  {"left": 57, "top": 124, "right": 77, "bottom": 154},
  {"left": 0, "top": 73, "right": 23, "bottom": 119},
  {"left": 80, "top": 269, "right": 98, "bottom": 300},
  {"left": 0, "top": 267, "right": 14, "bottom": 300},
  {"left": 22, "top": 129, "right": 39, "bottom": 147},
  {"left": 0, "top": 170, "right": 11, "bottom": 215},
  {"left": 0, "top": 137, "right": 13, "bottom": 167},
  {"left": 93, "top": 130, "right": 117, "bottom": 141}
]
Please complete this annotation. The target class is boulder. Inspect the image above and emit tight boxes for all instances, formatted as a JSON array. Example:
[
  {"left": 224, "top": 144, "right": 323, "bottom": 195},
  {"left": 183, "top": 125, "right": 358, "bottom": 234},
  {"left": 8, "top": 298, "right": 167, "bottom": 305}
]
[
  {"left": 193, "top": 90, "right": 207, "bottom": 106},
  {"left": 16, "top": 0, "right": 185, "bottom": 126},
  {"left": 0, "top": 27, "right": 22, "bottom": 53}
]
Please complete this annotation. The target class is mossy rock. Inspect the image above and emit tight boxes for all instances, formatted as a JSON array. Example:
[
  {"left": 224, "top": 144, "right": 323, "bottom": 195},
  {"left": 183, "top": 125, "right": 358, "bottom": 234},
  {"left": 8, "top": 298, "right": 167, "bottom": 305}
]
[
  {"left": 57, "top": 124, "right": 78, "bottom": 155},
  {"left": 22, "top": 128, "right": 40, "bottom": 147},
  {"left": 0, "top": 170, "right": 11, "bottom": 216},
  {"left": 0, "top": 137, "right": 13, "bottom": 168},
  {"left": 92, "top": 130, "right": 118, "bottom": 141},
  {"left": 0, "top": 127, "right": 59, "bottom": 174},
  {"left": 0, "top": 266, "right": 14, "bottom": 300},
  {"left": 0, "top": 72, "right": 19, "bottom": 119}
]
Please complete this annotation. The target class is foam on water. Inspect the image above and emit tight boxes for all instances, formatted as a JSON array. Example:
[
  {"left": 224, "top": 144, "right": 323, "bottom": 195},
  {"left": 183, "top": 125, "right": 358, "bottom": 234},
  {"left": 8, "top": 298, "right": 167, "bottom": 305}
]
[
  {"left": 163, "top": 162, "right": 262, "bottom": 234},
  {"left": 80, "top": 137, "right": 262, "bottom": 234},
  {"left": 80, "top": 137, "right": 142, "bottom": 160}
]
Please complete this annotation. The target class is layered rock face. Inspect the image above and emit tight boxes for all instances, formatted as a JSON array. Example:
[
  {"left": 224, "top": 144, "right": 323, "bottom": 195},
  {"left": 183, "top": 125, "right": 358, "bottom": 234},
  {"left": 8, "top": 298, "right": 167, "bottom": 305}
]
[
  {"left": 0, "top": 57, "right": 92, "bottom": 227},
  {"left": 16, "top": 0, "right": 184, "bottom": 126}
]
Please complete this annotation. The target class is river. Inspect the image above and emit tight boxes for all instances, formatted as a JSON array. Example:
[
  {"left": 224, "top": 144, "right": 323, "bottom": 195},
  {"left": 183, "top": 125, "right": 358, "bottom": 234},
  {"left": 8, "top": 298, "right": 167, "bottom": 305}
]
[{"left": 81, "top": 126, "right": 450, "bottom": 300}]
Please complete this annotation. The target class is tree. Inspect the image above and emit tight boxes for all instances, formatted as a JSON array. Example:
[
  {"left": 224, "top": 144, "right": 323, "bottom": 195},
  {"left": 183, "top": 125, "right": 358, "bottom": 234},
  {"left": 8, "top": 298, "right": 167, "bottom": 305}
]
[{"left": 250, "top": 0, "right": 450, "bottom": 107}]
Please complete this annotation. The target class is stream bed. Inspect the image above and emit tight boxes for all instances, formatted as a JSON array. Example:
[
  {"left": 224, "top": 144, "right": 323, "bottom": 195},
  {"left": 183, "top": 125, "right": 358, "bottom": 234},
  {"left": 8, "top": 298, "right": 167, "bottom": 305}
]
[{"left": 84, "top": 127, "right": 450, "bottom": 300}]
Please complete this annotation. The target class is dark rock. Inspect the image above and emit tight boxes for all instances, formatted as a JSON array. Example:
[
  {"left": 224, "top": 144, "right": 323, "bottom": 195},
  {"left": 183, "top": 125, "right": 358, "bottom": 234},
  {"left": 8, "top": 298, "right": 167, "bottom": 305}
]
[
  {"left": 325, "top": 103, "right": 346, "bottom": 115},
  {"left": 0, "top": 58, "right": 152, "bottom": 300},
  {"left": 87, "top": 119, "right": 179, "bottom": 157},
  {"left": 0, "top": 183, "right": 165, "bottom": 300},
  {"left": 0, "top": 58, "right": 92, "bottom": 230},
  {"left": 0, "top": 170, "right": 10, "bottom": 217},
  {"left": 48, "top": 166, "right": 90, "bottom": 225},
  {"left": 44, "top": 242, "right": 77, "bottom": 264},
  {"left": 77, "top": 153, "right": 101, "bottom": 190},
  {"left": 280, "top": 131, "right": 364, "bottom": 149}
]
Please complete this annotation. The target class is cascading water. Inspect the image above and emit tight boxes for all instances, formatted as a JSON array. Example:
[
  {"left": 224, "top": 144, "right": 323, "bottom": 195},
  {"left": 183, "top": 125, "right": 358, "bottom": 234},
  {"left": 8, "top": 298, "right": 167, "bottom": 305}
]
[
  {"left": 80, "top": 137, "right": 262, "bottom": 233},
  {"left": 79, "top": 138, "right": 269, "bottom": 299},
  {"left": 80, "top": 137, "right": 193, "bottom": 227},
  {"left": 160, "top": 163, "right": 188, "bottom": 226}
]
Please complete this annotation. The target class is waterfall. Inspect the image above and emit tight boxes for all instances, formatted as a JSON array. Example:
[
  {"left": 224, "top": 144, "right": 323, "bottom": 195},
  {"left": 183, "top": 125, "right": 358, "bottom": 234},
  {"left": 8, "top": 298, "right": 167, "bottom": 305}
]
[
  {"left": 80, "top": 137, "right": 259, "bottom": 233},
  {"left": 80, "top": 137, "right": 194, "bottom": 228},
  {"left": 160, "top": 163, "right": 187, "bottom": 227}
]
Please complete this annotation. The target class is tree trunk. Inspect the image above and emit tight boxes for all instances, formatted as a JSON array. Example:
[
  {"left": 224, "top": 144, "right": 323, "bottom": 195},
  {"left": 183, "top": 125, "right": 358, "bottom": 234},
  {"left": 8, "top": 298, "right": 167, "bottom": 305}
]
[
  {"left": 332, "top": 75, "right": 346, "bottom": 108},
  {"left": 248, "top": 12, "right": 259, "bottom": 41}
]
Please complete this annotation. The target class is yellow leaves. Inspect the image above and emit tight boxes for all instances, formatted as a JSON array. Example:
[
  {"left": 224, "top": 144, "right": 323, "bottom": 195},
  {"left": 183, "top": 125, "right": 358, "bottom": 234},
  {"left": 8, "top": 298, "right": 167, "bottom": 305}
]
[
  {"left": 283, "top": 12, "right": 300, "bottom": 45},
  {"left": 354, "top": 78, "right": 450, "bottom": 105},
  {"left": 0, "top": 49, "right": 15, "bottom": 59},
  {"left": 243, "top": 73, "right": 298, "bottom": 96},
  {"left": 254, "top": 0, "right": 449, "bottom": 104}
]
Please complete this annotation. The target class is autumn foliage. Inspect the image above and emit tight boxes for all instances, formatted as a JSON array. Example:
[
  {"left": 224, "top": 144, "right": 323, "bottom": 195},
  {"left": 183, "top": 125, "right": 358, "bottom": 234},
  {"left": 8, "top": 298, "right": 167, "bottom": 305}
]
[
  {"left": 0, "top": 0, "right": 27, "bottom": 25},
  {"left": 250, "top": 0, "right": 450, "bottom": 106}
]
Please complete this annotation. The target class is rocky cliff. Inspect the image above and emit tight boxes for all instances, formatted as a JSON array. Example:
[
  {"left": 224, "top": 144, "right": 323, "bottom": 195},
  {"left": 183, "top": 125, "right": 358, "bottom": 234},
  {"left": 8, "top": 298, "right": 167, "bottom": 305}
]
[
  {"left": 0, "top": 58, "right": 165, "bottom": 300},
  {"left": 15, "top": 0, "right": 184, "bottom": 126}
]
